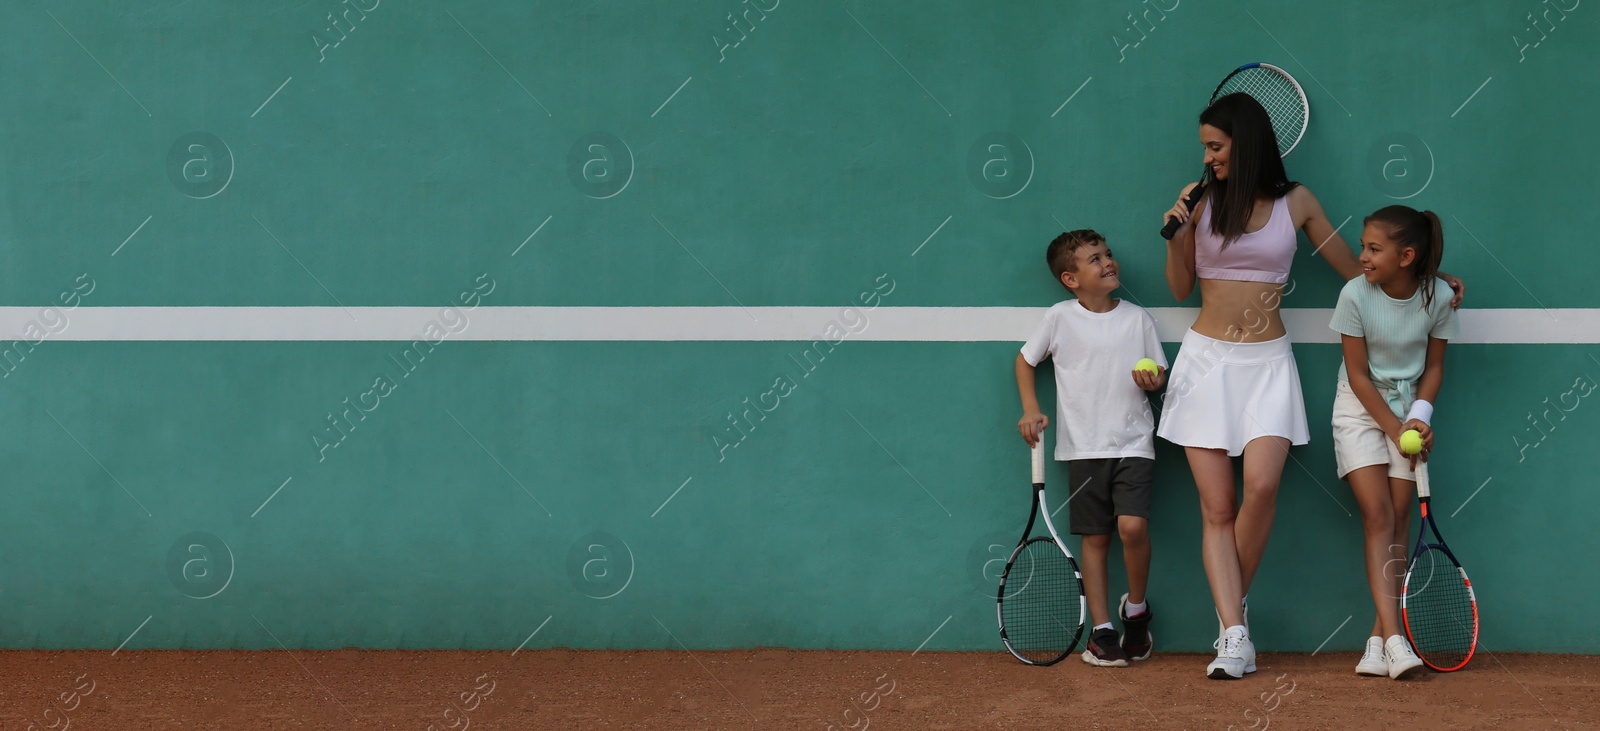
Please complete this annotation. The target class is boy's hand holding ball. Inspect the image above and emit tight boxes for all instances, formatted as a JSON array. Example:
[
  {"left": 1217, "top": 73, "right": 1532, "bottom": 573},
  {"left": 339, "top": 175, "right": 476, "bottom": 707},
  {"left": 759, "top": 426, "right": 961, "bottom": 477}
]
[{"left": 1131, "top": 358, "right": 1165, "bottom": 391}]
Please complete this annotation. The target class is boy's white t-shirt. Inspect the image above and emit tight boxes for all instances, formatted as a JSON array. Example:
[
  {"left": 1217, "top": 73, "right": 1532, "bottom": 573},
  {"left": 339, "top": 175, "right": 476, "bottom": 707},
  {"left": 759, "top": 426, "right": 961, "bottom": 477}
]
[{"left": 1020, "top": 299, "right": 1168, "bottom": 461}]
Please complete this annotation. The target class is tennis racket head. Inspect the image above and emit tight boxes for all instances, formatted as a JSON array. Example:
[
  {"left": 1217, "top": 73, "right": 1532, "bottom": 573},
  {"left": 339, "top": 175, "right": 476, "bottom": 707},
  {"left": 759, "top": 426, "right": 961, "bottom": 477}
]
[
  {"left": 1161, "top": 62, "right": 1301, "bottom": 240},
  {"left": 1401, "top": 465, "right": 1479, "bottom": 671},
  {"left": 1211, "top": 62, "right": 1309, "bottom": 157},
  {"left": 1401, "top": 543, "right": 1479, "bottom": 671},
  {"left": 997, "top": 535, "right": 1084, "bottom": 665}
]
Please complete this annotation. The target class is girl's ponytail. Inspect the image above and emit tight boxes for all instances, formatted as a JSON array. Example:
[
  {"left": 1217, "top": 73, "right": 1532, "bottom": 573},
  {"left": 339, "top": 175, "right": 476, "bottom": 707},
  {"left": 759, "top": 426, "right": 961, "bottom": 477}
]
[{"left": 1418, "top": 210, "right": 1445, "bottom": 311}]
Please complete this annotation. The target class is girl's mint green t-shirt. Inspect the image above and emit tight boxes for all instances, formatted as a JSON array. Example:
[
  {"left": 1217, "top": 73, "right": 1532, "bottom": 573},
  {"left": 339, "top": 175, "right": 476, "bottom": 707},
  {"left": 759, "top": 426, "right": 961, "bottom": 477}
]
[{"left": 1329, "top": 276, "right": 1459, "bottom": 417}]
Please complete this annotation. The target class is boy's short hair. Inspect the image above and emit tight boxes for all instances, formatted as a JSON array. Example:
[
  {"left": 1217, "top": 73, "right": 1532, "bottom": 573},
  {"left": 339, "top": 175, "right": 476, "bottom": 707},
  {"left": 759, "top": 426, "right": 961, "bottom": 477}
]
[{"left": 1047, "top": 229, "right": 1106, "bottom": 282}]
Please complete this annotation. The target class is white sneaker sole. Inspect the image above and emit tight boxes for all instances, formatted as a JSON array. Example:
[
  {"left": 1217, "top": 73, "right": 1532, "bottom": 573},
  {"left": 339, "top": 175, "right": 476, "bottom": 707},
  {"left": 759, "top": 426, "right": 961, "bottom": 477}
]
[
  {"left": 1355, "top": 662, "right": 1388, "bottom": 677},
  {"left": 1206, "top": 656, "right": 1254, "bottom": 679},
  {"left": 1207, "top": 661, "right": 1245, "bottom": 679},
  {"left": 1389, "top": 658, "right": 1425, "bottom": 679},
  {"left": 1082, "top": 649, "right": 1129, "bottom": 668}
]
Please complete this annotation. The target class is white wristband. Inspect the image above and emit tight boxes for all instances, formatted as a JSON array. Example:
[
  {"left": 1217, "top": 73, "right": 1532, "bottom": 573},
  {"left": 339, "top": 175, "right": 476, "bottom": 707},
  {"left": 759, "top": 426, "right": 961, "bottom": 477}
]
[{"left": 1406, "top": 399, "right": 1433, "bottom": 425}]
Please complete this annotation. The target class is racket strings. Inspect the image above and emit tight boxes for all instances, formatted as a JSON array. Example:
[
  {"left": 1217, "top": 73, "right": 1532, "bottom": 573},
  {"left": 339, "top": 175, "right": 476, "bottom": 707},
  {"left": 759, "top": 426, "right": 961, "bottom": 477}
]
[
  {"left": 999, "top": 539, "right": 1083, "bottom": 663},
  {"left": 1216, "top": 68, "right": 1306, "bottom": 155},
  {"left": 1405, "top": 549, "right": 1476, "bottom": 668}
]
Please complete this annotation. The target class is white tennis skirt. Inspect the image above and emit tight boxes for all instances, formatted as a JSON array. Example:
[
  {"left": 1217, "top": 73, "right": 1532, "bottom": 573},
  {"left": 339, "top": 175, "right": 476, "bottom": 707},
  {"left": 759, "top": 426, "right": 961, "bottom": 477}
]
[{"left": 1156, "top": 329, "right": 1309, "bottom": 456}]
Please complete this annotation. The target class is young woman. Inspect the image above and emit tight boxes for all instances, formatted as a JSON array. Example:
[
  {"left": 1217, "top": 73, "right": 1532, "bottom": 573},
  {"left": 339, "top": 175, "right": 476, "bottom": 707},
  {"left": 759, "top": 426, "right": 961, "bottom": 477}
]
[
  {"left": 1330, "top": 206, "right": 1456, "bottom": 680},
  {"left": 1157, "top": 93, "right": 1463, "bottom": 679}
]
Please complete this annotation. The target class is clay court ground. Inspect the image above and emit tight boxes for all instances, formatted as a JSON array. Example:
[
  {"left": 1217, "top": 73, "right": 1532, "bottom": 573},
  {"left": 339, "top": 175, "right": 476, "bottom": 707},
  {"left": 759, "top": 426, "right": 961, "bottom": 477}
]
[{"left": 1, "top": 649, "right": 1594, "bottom": 729}]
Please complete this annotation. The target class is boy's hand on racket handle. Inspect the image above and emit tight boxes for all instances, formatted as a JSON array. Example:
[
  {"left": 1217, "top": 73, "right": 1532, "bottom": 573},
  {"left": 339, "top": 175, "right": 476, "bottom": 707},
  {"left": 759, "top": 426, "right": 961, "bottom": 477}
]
[
  {"left": 1018, "top": 412, "right": 1049, "bottom": 447},
  {"left": 1131, "top": 366, "right": 1166, "bottom": 391}
]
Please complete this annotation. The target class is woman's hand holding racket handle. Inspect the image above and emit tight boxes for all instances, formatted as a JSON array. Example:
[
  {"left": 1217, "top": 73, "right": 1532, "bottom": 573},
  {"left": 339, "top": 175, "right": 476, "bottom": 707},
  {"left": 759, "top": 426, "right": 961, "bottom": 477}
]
[{"left": 1160, "top": 180, "right": 1205, "bottom": 240}]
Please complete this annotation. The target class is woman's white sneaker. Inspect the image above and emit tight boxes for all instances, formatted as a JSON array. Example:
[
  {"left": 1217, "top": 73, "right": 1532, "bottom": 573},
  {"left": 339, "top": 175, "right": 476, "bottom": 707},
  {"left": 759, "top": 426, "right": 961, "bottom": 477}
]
[
  {"left": 1385, "top": 635, "right": 1425, "bottom": 679},
  {"left": 1206, "top": 626, "right": 1256, "bottom": 679},
  {"left": 1355, "top": 636, "right": 1388, "bottom": 676}
]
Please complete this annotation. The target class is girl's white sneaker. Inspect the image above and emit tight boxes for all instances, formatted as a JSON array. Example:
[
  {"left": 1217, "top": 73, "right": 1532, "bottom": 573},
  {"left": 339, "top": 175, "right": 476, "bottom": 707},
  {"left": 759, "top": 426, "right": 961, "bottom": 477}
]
[
  {"left": 1386, "top": 635, "right": 1425, "bottom": 679},
  {"left": 1355, "top": 636, "right": 1387, "bottom": 676}
]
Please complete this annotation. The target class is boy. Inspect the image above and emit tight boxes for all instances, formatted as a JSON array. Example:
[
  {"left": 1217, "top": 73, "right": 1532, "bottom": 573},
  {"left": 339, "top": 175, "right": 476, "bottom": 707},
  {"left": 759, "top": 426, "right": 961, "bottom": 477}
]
[{"left": 1015, "top": 229, "right": 1167, "bottom": 667}]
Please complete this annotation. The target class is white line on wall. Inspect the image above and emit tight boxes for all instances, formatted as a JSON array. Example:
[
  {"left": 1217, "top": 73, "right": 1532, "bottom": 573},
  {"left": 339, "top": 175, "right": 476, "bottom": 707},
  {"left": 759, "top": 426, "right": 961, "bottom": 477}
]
[{"left": 2, "top": 307, "right": 1594, "bottom": 343}]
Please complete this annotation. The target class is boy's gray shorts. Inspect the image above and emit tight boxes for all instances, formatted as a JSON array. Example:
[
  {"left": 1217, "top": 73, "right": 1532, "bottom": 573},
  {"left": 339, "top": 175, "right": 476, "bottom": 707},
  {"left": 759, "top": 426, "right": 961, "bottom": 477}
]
[{"left": 1065, "top": 457, "right": 1154, "bottom": 535}]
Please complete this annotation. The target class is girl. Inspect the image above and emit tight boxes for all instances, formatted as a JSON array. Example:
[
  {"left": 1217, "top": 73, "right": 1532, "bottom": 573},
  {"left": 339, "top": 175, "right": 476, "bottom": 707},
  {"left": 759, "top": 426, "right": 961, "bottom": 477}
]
[
  {"left": 1158, "top": 94, "right": 1464, "bottom": 680},
  {"left": 1329, "top": 205, "right": 1458, "bottom": 680}
]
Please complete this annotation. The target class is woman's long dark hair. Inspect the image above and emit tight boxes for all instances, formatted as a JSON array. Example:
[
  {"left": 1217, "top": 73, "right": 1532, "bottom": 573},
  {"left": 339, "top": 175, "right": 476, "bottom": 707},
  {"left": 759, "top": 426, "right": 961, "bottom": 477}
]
[
  {"left": 1200, "top": 93, "right": 1298, "bottom": 244},
  {"left": 1365, "top": 205, "right": 1445, "bottom": 310}
]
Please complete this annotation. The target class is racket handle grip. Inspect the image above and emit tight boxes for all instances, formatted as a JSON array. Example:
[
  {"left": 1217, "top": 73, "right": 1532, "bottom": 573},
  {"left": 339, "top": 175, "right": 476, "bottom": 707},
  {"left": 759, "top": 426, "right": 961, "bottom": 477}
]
[
  {"left": 1031, "top": 440, "right": 1046, "bottom": 485},
  {"left": 1159, "top": 183, "right": 1206, "bottom": 240},
  {"left": 1415, "top": 461, "right": 1430, "bottom": 499}
]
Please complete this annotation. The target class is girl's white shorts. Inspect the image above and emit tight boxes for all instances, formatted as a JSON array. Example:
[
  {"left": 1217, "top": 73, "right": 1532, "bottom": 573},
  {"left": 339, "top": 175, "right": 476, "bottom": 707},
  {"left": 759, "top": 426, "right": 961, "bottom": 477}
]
[{"left": 1331, "top": 379, "right": 1418, "bottom": 481}]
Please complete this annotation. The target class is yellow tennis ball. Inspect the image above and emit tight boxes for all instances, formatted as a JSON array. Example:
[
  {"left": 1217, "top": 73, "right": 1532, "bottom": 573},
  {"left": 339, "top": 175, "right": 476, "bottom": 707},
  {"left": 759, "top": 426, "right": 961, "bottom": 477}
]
[
  {"left": 1399, "top": 429, "right": 1423, "bottom": 455},
  {"left": 1134, "top": 358, "right": 1159, "bottom": 375}
]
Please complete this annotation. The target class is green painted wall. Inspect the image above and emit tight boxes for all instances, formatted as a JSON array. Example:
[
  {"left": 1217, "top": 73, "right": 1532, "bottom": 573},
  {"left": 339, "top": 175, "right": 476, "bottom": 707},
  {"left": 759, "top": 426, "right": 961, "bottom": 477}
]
[
  {"left": 2, "top": 341, "right": 1597, "bottom": 652},
  {"left": 1, "top": 1, "right": 1597, "bottom": 651}
]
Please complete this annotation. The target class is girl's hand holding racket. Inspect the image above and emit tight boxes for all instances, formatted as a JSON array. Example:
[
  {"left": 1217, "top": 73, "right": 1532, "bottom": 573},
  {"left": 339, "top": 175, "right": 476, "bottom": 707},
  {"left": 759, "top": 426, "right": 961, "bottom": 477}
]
[{"left": 1018, "top": 412, "right": 1049, "bottom": 447}]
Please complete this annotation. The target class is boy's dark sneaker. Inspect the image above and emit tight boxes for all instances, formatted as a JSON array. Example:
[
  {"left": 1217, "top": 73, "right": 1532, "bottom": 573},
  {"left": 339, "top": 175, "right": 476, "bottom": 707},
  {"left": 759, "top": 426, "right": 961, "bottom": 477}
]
[
  {"left": 1081, "top": 627, "right": 1130, "bottom": 667},
  {"left": 1119, "top": 593, "right": 1153, "bottom": 661}
]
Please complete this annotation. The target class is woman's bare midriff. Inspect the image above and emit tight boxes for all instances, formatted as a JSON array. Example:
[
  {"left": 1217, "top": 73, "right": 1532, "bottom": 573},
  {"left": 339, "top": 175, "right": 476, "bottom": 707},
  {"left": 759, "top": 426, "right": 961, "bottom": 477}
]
[{"left": 1192, "top": 278, "right": 1288, "bottom": 342}]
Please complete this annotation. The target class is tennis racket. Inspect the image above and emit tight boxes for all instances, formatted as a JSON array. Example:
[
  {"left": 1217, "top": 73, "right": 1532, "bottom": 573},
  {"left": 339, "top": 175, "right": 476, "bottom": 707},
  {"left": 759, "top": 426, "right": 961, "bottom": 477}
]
[
  {"left": 1401, "top": 462, "right": 1479, "bottom": 672},
  {"left": 1159, "top": 62, "right": 1311, "bottom": 240},
  {"left": 996, "top": 440, "right": 1085, "bottom": 666}
]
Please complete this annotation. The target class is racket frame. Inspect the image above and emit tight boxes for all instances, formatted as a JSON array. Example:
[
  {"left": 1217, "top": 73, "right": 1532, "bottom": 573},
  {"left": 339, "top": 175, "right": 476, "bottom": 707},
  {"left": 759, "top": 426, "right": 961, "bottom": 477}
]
[
  {"left": 1215, "top": 62, "right": 1309, "bottom": 156},
  {"left": 1400, "top": 462, "right": 1481, "bottom": 672},
  {"left": 1159, "top": 61, "right": 1310, "bottom": 240},
  {"left": 996, "top": 442, "right": 1086, "bottom": 666}
]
